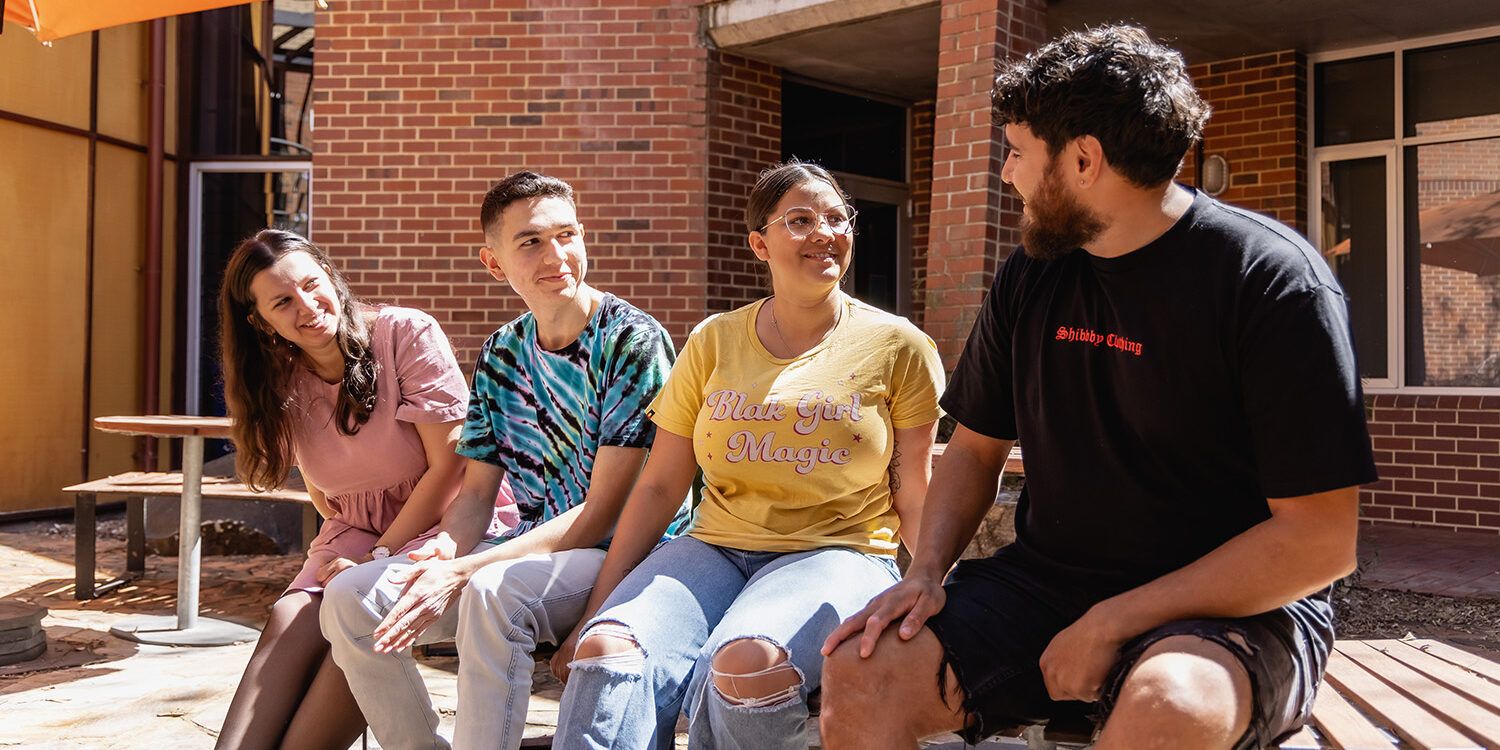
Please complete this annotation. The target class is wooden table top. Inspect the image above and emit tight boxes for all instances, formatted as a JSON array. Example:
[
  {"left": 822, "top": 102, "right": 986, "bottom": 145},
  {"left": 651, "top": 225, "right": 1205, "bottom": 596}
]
[{"left": 93, "top": 415, "right": 233, "bottom": 439}]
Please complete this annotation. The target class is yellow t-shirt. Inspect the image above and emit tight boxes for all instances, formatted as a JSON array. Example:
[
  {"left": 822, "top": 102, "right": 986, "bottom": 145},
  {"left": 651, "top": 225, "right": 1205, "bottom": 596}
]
[{"left": 648, "top": 295, "right": 944, "bottom": 555}]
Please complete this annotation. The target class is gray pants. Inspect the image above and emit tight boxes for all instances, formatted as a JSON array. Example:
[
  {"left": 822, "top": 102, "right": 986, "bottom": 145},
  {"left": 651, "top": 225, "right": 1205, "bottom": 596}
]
[{"left": 320, "top": 546, "right": 606, "bottom": 750}]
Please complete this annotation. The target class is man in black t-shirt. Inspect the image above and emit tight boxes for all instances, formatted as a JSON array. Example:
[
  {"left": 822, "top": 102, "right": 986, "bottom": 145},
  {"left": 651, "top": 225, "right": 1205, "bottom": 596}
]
[{"left": 820, "top": 25, "right": 1376, "bottom": 750}]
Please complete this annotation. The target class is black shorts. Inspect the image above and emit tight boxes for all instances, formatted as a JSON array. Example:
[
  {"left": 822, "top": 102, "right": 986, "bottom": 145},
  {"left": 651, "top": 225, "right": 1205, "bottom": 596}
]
[{"left": 924, "top": 546, "right": 1334, "bottom": 748}]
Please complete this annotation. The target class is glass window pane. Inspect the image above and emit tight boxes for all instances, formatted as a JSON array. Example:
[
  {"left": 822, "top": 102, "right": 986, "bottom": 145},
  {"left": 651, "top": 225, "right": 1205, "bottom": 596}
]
[
  {"left": 782, "top": 80, "right": 906, "bottom": 182},
  {"left": 1315, "top": 54, "right": 1394, "bottom": 146},
  {"left": 1320, "top": 158, "right": 1389, "bottom": 379},
  {"left": 1404, "top": 37, "right": 1500, "bottom": 138},
  {"left": 1403, "top": 139, "right": 1500, "bottom": 386}
]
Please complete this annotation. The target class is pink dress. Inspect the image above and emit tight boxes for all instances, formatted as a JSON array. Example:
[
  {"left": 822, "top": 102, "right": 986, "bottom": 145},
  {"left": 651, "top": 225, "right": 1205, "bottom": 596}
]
[{"left": 284, "top": 306, "right": 514, "bottom": 593}]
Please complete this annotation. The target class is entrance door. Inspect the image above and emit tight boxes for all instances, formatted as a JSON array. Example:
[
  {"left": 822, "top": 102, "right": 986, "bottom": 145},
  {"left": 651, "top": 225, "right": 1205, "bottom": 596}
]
[
  {"left": 838, "top": 173, "right": 911, "bottom": 316},
  {"left": 783, "top": 79, "right": 912, "bottom": 316},
  {"left": 1313, "top": 152, "right": 1394, "bottom": 386}
]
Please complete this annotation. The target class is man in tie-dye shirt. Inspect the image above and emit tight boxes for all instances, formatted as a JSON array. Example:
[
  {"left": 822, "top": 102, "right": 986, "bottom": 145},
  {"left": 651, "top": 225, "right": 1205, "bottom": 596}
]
[{"left": 322, "top": 171, "right": 687, "bottom": 750}]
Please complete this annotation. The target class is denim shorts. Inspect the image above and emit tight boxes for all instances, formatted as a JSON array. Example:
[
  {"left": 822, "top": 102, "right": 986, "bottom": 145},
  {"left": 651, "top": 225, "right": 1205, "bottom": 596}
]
[{"left": 924, "top": 545, "right": 1334, "bottom": 748}]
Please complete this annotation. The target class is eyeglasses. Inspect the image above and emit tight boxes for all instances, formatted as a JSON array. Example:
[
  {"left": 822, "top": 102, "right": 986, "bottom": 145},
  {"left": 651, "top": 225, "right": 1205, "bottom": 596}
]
[{"left": 759, "top": 206, "right": 858, "bottom": 238}]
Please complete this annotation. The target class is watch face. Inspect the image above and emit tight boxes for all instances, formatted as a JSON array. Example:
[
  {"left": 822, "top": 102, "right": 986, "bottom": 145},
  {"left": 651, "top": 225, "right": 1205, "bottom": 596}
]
[{"left": 371, "top": 546, "right": 390, "bottom": 559}]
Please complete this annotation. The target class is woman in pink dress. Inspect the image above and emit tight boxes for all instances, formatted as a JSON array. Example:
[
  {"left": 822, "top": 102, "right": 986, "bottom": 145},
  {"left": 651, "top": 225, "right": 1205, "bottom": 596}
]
[{"left": 215, "top": 229, "right": 475, "bottom": 749}]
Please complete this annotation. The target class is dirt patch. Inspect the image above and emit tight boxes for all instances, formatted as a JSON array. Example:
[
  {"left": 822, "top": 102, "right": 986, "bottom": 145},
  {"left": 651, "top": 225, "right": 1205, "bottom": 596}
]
[{"left": 39, "top": 517, "right": 280, "bottom": 555}]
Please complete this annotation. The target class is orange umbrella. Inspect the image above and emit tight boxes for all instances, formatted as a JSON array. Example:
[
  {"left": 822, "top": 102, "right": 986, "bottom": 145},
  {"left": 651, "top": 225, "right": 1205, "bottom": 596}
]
[{"left": 2, "top": 0, "right": 256, "bottom": 42}]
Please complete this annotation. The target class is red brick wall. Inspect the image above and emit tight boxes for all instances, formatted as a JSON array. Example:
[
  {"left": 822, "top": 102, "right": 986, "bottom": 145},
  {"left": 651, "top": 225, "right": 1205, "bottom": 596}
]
[
  {"left": 910, "top": 99, "right": 934, "bottom": 331},
  {"left": 706, "top": 52, "right": 780, "bottom": 314},
  {"left": 313, "top": 0, "right": 710, "bottom": 362},
  {"left": 1181, "top": 51, "right": 1307, "bottom": 232},
  {"left": 923, "top": 0, "right": 1046, "bottom": 367},
  {"left": 1365, "top": 395, "right": 1500, "bottom": 534}
]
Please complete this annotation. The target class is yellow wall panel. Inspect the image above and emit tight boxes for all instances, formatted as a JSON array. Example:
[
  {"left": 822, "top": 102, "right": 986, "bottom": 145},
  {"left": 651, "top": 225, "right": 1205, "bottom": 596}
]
[
  {"left": 0, "top": 26, "right": 90, "bottom": 129},
  {"left": 0, "top": 121, "right": 88, "bottom": 512},
  {"left": 96, "top": 24, "right": 148, "bottom": 146},
  {"left": 88, "top": 149, "right": 183, "bottom": 476},
  {"left": 88, "top": 144, "right": 146, "bottom": 480}
]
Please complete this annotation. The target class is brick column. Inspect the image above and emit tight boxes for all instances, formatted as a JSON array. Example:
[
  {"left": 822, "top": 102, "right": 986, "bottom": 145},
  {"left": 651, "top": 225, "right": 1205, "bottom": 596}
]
[
  {"left": 706, "top": 51, "right": 781, "bottom": 314},
  {"left": 1180, "top": 51, "right": 1307, "bottom": 233},
  {"left": 924, "top": 0, "right": 1045, "bottom": 367},
  {"left": 909, "top": 99, "right": 935, "bottom": 331}
]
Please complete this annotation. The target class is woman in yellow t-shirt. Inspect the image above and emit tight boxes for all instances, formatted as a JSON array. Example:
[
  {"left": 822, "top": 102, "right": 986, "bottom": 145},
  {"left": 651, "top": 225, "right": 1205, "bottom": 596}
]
[{"left": 551, "top": 160, "right": 945, "bottom": 749}]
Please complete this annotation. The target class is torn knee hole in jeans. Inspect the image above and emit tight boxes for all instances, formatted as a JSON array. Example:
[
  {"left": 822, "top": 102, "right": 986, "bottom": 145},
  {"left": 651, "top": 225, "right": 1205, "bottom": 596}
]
[
  {"left": 709, "top": 640, "right": 803, "bottom": 709},
  {"left": 1224, "top": 630, "right": 1252, "bottom": 655},
  {"left": 569, "top": 621, "right": 645, "bottom": 672},
  {"left": 1196, "top": 626, "right": 1256, "bottom": 660}
]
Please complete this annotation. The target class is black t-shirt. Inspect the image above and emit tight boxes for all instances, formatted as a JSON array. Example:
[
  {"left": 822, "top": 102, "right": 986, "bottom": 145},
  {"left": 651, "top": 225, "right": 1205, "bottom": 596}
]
[{"left": 942, "top": 190, "right": 1378, "bottom": 588}]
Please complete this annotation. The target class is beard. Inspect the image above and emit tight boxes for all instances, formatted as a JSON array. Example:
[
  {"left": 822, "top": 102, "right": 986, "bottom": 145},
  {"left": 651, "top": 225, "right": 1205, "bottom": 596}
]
[{"left": 1019, "top": 165, "right": 1107, "bottom": 261}]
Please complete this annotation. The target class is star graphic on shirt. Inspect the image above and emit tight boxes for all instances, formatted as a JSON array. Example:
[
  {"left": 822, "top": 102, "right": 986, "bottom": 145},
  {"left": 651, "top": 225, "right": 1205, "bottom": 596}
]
[
  {"left": 848, "top": 372, "right": 858, "bottom": 382},
  {"left": 852, "top": 433, "right": 864, "bottom": 443},
  {"left": 706, "top": 431, "right": 712, "bottom": 438},
  {"left": 707, "top": 451, "right": 713, "bottom": 460}
]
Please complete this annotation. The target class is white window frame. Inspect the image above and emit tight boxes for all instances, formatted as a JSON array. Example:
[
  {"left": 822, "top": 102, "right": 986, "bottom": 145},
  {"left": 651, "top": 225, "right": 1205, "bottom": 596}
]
[
  {"left": 185, "top": 160, "right": 314, "bottom": 415},
  {"left": 1309, "top": 24, "right": 1500, "bottom": 394}
]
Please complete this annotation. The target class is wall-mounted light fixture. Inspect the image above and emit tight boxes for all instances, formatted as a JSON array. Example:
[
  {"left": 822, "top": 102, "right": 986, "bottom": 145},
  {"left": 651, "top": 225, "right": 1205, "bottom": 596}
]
[{"left": 1202, "top": 154, "right": 1230, "bottom": 196}]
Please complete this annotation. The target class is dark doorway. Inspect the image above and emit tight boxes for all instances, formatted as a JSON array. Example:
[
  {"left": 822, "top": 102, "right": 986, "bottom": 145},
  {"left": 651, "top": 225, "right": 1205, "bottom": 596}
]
[
  {"left": 850, "top": 199, "right": 900, "bottom": 313},
  {"left": 783, "top": 79, "right": 912, "bottom": 315}
]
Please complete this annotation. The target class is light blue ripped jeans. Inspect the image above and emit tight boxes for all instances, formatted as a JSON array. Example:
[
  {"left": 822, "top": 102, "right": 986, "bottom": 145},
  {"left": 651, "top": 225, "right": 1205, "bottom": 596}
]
[{"left": 553, "top": 535, "right": 900, "bottom": 750}]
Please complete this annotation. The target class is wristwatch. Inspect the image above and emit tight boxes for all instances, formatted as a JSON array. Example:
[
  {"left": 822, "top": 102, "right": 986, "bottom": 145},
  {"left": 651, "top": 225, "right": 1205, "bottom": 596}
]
[{"left": 371, "top": 545, "right": 391, "bottom": 560}]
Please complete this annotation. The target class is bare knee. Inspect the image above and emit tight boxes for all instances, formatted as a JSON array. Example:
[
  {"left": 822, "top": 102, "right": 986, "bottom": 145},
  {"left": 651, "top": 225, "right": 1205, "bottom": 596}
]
[
  {"left": 1100, "top": 635, "right": 1251, "bottom": 749},
  {"left": 710, "top": 637, "right": 800, "bottom": 705},
  {"left": 572, "top": 621, "right": 642, "bottom": 662},
  {"left": 821, "top": 639, "right": 874, "bottom": 701},
  {"left": 268, "top": 592, "right": 320, "bottom": 634},
  {"left": 820, "top": 628, "right": 962, "bottom": 743}
]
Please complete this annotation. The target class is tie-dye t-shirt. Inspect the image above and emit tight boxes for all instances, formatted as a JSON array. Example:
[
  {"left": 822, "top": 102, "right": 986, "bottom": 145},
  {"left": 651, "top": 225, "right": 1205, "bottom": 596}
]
[{"left": 457, "top": 293, "right": 685, "bottom": 540}]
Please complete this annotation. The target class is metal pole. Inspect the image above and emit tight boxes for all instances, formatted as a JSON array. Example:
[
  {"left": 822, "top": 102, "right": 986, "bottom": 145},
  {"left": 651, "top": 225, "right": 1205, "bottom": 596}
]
[
  {"left": 176, "top": 435, "right": 203, "bottom": 629},
  {"left": 142, "top": 19, "right": 167, "bottom": 469}
]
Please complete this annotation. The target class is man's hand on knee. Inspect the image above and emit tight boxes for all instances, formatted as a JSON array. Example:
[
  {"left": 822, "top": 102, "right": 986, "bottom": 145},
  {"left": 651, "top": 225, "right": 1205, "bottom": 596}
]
[{"left": 821, "top": 573, "right": 947, "bottom": 659}]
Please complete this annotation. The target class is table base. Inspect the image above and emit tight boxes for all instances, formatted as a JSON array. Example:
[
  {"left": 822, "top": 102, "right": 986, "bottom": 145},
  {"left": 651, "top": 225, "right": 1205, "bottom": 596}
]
[{"left": 109, "top": 615, "right": 260, "bottom": 647}]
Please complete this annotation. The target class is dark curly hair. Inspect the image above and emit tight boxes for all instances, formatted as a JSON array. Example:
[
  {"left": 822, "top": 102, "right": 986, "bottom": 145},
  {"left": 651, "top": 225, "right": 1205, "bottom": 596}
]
[{"left": 992, "top": 24, "right": 1210, "bottom": 187}]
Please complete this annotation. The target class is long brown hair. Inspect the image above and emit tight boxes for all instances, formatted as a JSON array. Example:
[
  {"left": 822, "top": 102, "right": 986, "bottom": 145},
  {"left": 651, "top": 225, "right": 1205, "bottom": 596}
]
[{"left": 219, "top": 229, "right": 379, "bottom": 490}]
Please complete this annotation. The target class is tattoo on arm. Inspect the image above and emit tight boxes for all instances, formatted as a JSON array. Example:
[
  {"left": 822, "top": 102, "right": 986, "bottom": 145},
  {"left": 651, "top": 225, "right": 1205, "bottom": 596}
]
[{"left": 888, "top": 443, "right": 903, "bottom": 492}]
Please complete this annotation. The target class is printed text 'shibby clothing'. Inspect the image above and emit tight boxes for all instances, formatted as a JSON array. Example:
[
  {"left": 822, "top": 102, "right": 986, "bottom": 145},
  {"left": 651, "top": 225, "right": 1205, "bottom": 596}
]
[
  {"left": 458, "top": 293, "right": 687, "bottom": 539},
  {"left": 648, "top": 295, "right": 944, "bottom": 555}
]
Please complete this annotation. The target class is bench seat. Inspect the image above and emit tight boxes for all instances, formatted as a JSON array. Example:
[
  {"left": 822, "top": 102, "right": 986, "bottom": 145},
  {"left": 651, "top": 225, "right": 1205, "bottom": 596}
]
[{"left": 61, "top": 471, "right": 315, "bottom": 600}]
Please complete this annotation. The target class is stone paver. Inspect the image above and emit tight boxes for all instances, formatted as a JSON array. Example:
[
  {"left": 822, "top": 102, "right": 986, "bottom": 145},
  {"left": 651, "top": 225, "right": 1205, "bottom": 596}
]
[
  {"left": 1357, "top": 522, "right": 1500, "bottom": 599},
  {"left": 64, "top": 513, "right": 1480, "bottom": 747}
]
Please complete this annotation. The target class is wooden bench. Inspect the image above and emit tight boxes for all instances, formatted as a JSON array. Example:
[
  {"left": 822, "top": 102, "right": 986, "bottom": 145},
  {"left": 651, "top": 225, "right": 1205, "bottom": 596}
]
[
  {"left": 980, "top": 638, "right": 1500, "bottom": 749},
  {"left": 62, "top": 471, "right": 316, "bottom": 600}
]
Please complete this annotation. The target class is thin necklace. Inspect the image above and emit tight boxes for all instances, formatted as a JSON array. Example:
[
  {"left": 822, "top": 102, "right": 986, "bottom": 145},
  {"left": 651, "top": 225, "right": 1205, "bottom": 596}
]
[{"left": 769, "top": 295, "right": 841, "bottom": 355}]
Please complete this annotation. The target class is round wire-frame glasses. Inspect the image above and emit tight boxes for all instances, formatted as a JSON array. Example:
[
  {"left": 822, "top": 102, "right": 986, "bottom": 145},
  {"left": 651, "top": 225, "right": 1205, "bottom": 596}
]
[{"left": 759, "top": 206, "right": 858, "bottom": 238}]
